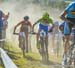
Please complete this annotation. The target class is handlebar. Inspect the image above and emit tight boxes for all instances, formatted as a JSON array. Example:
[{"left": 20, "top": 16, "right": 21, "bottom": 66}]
[
  {"left": 13, "top": 32, "right": 19, "bottom": 35},
  {"left": 13, "top": 31, "right": 38, "bottom": 35}
]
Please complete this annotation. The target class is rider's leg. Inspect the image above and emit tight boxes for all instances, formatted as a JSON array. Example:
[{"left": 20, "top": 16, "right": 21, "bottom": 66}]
[
  {"left": 45, "top": 35, "right": 49, "bottom": 62},
  {"left": 52, "top": 32, "right": 55, "bottom": 53},
  {"left": 64, "top": 35, "right": 70, "bottom": 60},
  {"left": 64, "top": 35, "right": 70, "bottom": 55},
  {"left": 36, "top": 30, "right": 40, "bottom": 49},
  {"left": 64, "top": 22, "right": 73, "bottom": 56},
  {"left": 40, "top": 37, "right": 45, "bottom": 61},
  {"left": 19, "top": 35, "right": 21, "bottom": 48},
  {"left": 26, "top": 33, "right": 28, "bottom": 53}
]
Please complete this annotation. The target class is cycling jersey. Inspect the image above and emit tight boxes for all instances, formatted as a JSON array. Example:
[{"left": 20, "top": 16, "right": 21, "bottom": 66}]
[
  {"left": 36, "top": 13, "right": 53, "bottom": 24},
  {"left": 65, "top": 2, "right": 75, "bottom": 18},
  {"left": 39, "top": 23, "right": 48, "bottom": 35}
]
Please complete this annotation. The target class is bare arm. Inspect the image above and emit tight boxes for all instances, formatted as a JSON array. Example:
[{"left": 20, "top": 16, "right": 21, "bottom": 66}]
[
  {"left": 2, "top": 12, "right": 9, "bottom": 19},
  {"left": 60, "top": 11, "right": 70, "bottom": 22},
  {"left": 28, "top": 22, "right": 33, "bottom": 32},
  {"left": 32, "top": 22, "right": 38, "bottom": 32},
  {"left": 33, "top": 22, "right": 38, "bottom": 28},
  {"left": 13, "top": 22, "right": 21, "bottom": 33},
  {"left": 29, "top": 22, "right": 32, "bottom": 28}
]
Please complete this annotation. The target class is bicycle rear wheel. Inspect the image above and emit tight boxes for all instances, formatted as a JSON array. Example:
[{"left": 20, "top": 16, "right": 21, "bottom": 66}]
[
  {"left": 40, "top": 37, "right": 49, "bottom": 64},
  {"left": 45, "top": 37, "right": 49, "bottom": 63},
  {"left": 21, "top": 36, "right": 25, "bottom": 58},
  {"left": 40, "top": 37, "right": 45, "bottom": 62}
]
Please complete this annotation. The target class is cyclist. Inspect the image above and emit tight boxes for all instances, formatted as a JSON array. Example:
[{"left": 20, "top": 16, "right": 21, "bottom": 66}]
[
  {"left": 33, "top": 12, "right": 53, "bottom": 45},
  {"left": 0, "top": 10, "right": 9, "bottom": 48},
  {"left": 33, "top": 12, "right": 53, "bottom": 63},
  {"left": 60, "top": 1, "right": 75, "bottom": 65},
  {"left": 2, "top": 13, "right": 9, "bottom": 48},
  {"left": 51, "top": 21, "right": 60, "bottom": 56},
  {"left": 13, "top": 16, "right": 32, "bottom": 53}
]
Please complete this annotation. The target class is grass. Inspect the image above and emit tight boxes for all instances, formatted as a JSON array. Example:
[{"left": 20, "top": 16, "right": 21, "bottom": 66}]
[
  {"left": 3, "top": 41, "right": 63, "bottom": 68},
  {"left": 0, "top": 63, "right": 3, "bottom": 68}
]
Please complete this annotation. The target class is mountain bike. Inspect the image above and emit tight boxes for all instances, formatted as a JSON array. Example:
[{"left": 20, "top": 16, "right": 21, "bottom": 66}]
[
  {"left": 36, "top": 30, "right": 49, "bottom": 64},
  {"left": 62, "top": 28, "right": 75, "bottom": 68},
  {"left": 68, "top": 28, "right": 75, "bottom": 68},
  {"left": 13, "top": 31, "right": 33, "bottom": 57},
  {"left": 13, "top": 32, "right": 26, "bottom": 57}
]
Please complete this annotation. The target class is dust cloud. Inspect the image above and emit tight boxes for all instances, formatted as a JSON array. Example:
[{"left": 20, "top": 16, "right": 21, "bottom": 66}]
[{"left": 0, "top": 0, "right": 62, "bottom": 47}]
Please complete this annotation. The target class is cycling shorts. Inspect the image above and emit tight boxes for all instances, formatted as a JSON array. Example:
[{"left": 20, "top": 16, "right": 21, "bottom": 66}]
[
  {"left": 39, "top": 23, "right": 48, "bottom": 35},
  {"left": 19, "top": 32, "right": 25, "bottom": 41},
  {"left": 64, "top": 22, "right": 74, "bottom": 35}
]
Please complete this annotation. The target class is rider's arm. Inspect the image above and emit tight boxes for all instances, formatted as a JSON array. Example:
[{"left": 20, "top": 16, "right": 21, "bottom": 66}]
[
  {"left": 33, "top": 22, "right": 38, "bottom": 28},
  {"left": 2, "top": 12, "right": 9, "bottom": 19},
  {"left": 33, "top": 18, "right": 42, "bottom": 30},
  {"left": 60, "top": 11, "right": 68, "bottom": 22},
  {"left": 13, "top": 22, "right": 22, "bottom": 33},
  {"left": 28, "top": 22, "right": 32, "bottom": 28},
  {"left": 60, "top": 2, "right": 74, "bottom": 22},
  {"left": 28, "top": 22, "right": 33, "bottom": 32}
]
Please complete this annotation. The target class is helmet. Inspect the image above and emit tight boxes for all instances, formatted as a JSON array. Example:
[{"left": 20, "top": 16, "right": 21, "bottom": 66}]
[
  {"left": 24, "top": 16, "right": 29, "bottom": 20},
  {"left": 53, "top": 21, "right": 59, "bottom": 26},
  {"left": 42, "top": 12, "right": 49, "bottom": 20}
]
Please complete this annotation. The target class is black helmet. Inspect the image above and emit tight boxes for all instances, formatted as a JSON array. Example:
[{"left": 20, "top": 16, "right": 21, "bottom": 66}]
[{"left": 24, "top": 16, "right": 29, "bottom": 20}]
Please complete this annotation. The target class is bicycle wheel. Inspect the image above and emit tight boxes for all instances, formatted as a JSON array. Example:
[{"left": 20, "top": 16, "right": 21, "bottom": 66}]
[
  {"left": 22, "top": 42, "right": 25, "bottom": 58},
  {"left": 40, "top": 37, "right": 45, "bottom": 62},
  {"left": 40, "top": 37, "right": 49, "bottom": 64},
  {"left": 21, "top": 36, "right": 25, "bottom": 58},
  {"left": 45, "top": 36, "right": 49, "bottom": 63}
]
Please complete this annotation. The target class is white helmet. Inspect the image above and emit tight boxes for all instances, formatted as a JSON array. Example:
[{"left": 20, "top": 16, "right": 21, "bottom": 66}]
[{"left": 53, "top": 21, "right": 59, "bottom": 26}]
